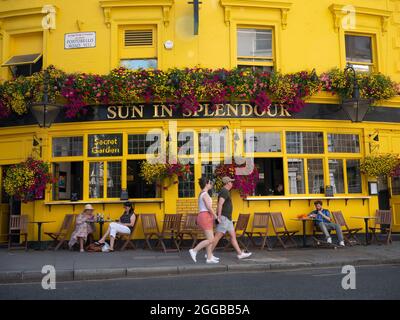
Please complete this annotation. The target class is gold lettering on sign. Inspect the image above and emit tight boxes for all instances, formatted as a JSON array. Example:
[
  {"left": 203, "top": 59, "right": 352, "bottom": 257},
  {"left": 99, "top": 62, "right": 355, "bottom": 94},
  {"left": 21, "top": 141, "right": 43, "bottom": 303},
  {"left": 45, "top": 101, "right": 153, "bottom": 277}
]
[
  {"left": 226, "top": 104, "right": 239, "bottom": 117},
  {"left": 254, "top": 106, "right": 267, "bottom": 117},
  {"left": 241, "top": 104, "right": 253, "bottom": 116},
  {"left": 117, "top": 106, "right": 129, "bottom": 119},
  {"left": 215, "top": 104, "right": 226, "bottom": 116},
  {"left": 267, "top": 105, "right": 278, "bottom": 117},
  {"left": 204, "top": 104, "right": 215, "bottom": 116},
  {"left": 280, "top": 106, "right": 291, "bottom": 117},
  {"left": 132, "top": 105, "right": 144, "bottom": 118},
  {"left": 107, "top": 106, "right": 117, "bottom": 119}
]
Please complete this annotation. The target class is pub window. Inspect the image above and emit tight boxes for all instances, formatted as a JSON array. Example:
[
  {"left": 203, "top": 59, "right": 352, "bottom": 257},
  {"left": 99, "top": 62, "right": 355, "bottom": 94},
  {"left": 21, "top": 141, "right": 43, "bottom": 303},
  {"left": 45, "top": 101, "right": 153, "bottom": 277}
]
[
  {"left": 307, "top": 159, "right": 324, "bottom": 194},
  {"left": 120, "top": 28, "right": 157, "bottom": 70},
  {"left": 255, "top": 158, "right": 284, "bottom": 196},
  {"left": 345, "top": 34, "right": 374, "bottom": 72},
  {"left": 237, "top": 28, "right": 273, "bottom": 72},
  {"left": 346, "top": 159, "right": 362, "bottom": 193},
  {"left": 128, "top": 134, "right": 160, "bottom": 155},
  {"left": 107, "top": 162, "right": 122, "bottom": 198},
  {"left": 178, "top": 132, "right": 194, "bottom": 156},
  {"left": 199, "top": 132, "right": 226, "bottom": 153},
  {"left": 52, "top": 162, "right": 83, "bottom": 201},
  {"left": 201, "top": 161, "right": 219, "bottom": 196},
  {"left": 179, "top": 160, "right": 195, "bottom": 198},
  {"left": 127, "top": 160, "right": 158, "bottom": 198},
  {"left": 89, "top": 162, "right": 122, "bottom": 199},
  {"left": 89, "top": 162, "right": 104, "bottom": 198},
  {"left": 244, "top": 132, "right": 281, "bottom": 153},
  {"left": 328, "top": 134, "right": 360, "bottom": 153},
  {"left": 288, "top": 159, "right": 305, "bottom": 194},
  {"left": 329, "top": 159, "right": 345, "bottom": 194},
  {"left": 286, "top": 132, "right": 324, "bottom": 154},
  {"left": 392, "top": 177, "right": 400, "bottom": 195},
  {"left": 52, "top": 137, "right": 83, "bottom": 157}
]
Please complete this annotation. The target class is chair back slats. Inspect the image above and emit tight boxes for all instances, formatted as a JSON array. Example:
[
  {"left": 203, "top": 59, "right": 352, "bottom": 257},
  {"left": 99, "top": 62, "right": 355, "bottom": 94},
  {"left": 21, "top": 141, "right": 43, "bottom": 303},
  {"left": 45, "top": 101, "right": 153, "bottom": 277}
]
[
  {"left": 182, "top": 214, "right": 198, "bottom": 231},
  {"left": 376, "top": 210, "right": 392, "bottom": 226},
  {"left": 19, "top": 215, "right": 29, "bottom": 234},
  {"left": 141, "top": 214, "right": 159, "bottom": 234},
  {"left": 9, "top": 215, "right": 21, "bottom": 232},
  {"left": 61, "top": 214, "right": 75, "bottom": 233},
  {"left": 162, "top": 214, "right": 183, "bottom": 233},
  {"left": 332, "top": 211, "right": 346, "bottom": 227},
  {"left": 235, "top": 214, "right": 250, "bottom": 234},
  {"left": 252, "top": 213, "right": 270, "bottom": 230},
  {"left": 269, "top": 212, "right": 285, "bottom": 230}
]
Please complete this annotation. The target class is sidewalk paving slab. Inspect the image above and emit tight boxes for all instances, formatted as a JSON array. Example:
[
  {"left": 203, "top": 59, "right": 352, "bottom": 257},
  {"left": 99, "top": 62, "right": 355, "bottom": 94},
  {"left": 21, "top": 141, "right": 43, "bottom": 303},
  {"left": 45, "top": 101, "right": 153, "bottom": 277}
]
[{"left": 0, "top": 241, "right": 399, "bottom": 284}]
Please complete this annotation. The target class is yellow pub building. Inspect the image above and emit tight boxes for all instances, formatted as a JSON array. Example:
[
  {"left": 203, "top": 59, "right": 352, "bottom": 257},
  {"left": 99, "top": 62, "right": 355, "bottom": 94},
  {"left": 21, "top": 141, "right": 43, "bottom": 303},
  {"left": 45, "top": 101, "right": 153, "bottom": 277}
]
[{"left": 1, "top": 0, "right": 400, "bottom": 243}]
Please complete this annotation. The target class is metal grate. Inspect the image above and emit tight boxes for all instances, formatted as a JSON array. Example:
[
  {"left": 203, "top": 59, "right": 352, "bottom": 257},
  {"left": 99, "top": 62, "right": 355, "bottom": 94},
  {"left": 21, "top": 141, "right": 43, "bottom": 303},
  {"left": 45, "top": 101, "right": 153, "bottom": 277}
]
[{"left": 124, "top": 30, "right": 153, "bottom": 47}]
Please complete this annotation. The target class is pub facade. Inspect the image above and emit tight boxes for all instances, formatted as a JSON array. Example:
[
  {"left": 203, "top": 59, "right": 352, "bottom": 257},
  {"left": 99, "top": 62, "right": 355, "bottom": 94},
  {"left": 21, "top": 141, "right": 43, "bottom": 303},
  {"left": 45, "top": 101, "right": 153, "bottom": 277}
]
[{"left": 1, "top": 0, "right": 400, "bottom": 241}]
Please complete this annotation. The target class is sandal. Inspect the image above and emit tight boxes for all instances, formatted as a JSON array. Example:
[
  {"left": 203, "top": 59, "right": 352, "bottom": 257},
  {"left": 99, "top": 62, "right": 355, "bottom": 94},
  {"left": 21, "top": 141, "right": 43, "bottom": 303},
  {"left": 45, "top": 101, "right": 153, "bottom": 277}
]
[
  {"left": 109, "top": 248, "right": 114, "bottom": 252},
  {"left": 95, "top": 241, "right": 105, "bottom": 246}
]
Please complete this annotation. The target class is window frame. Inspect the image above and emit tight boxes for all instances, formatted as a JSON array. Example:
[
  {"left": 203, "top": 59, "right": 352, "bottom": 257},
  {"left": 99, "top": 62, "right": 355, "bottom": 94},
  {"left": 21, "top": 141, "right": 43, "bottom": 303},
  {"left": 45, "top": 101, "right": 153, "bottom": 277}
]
[
  {"left": 344, "top": 32, "right": 378, "bottom": 73},
  {"left": 236, "top": 26, "right": 275, "bottom": 70}
]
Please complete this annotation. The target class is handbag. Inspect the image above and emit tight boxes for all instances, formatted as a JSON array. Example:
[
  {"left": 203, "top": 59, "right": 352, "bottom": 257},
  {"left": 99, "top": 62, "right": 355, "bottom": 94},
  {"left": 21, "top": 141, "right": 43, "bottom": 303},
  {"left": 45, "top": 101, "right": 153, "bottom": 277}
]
[{"left": 86, "top": 243, "right": 102, "bottom": 252}]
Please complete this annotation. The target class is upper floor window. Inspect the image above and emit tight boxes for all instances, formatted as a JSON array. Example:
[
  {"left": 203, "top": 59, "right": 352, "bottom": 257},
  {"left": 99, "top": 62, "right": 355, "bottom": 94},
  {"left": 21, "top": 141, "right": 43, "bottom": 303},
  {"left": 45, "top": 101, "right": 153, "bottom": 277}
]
[
  {"left": 237, "top": 28, "right": 273, "bottom": 72},
  {"left": 119, "top": 27, "right": 157, "bottom": 70},
  {"left": 345, "top": 34, "right": 374, "bottom": 72}
]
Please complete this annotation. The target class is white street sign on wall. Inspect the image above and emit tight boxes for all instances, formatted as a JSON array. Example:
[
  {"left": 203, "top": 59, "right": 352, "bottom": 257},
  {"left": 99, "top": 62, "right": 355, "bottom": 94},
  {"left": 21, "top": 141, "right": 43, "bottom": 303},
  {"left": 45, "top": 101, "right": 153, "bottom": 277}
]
[{"left": 65, "top": 32, "right": 96, "bottom": 49}]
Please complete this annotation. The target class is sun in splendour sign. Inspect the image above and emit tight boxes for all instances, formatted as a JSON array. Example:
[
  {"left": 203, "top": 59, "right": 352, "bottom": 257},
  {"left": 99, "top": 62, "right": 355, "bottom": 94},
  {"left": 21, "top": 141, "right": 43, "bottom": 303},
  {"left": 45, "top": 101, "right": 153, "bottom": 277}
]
[{"left": 65, "top": 32, "right": 96, "bottom": 49}]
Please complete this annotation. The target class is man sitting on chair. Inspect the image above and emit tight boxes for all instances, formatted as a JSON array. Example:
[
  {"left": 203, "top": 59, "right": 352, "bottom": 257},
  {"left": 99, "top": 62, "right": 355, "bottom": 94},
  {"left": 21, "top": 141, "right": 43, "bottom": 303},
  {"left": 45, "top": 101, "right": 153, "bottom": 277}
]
[{"left": 308, "top": 200, "right": 345, "bottom": 247}]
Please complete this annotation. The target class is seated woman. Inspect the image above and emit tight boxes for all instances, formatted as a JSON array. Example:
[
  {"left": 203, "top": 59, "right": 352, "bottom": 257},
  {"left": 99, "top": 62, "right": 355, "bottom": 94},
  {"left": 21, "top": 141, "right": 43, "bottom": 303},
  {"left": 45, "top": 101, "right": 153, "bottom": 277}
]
[
  {"left": 96, "top": 201, "right": 136, "bottom": 251},
  {"left": 68, "top": 204, "right": 96, "bottom": 252}
]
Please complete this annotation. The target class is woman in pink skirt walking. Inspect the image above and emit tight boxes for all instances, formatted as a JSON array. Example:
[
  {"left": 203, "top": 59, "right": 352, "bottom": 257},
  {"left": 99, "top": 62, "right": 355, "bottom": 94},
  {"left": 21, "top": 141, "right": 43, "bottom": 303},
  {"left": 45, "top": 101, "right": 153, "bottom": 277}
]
[{"left": 189, "top": 177, "right": 219, "bottom": 264}]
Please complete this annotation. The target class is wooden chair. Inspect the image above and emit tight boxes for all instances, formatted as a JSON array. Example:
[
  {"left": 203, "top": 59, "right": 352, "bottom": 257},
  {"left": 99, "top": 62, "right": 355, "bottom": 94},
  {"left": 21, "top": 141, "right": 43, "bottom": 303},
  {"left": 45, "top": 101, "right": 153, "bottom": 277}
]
[
  {"left": 245, "top": 212, "right": 271, "bottom": 250},
  {"left": 369, "top": 209, "right": 393, "bottom": 245},
  {"left": 178, "top": 214, "right": 203, "bottom": 248},
  {"left": 224, "top": 214, "right": 250, "bottom": 251},
  {"left": 159, "top": 214, "right": 183, "bottom": 252},
  {"left": 332, "top": 211, "right": 362, "bottom": 246},
  {"left": 45, "top": 214, "right": 75, "bottom": 250},
  {"left": 141, "top": 213, "right": 182, "bottom": 253},
  {"left": 8, "top": 215, "right": 29, "bottom": 251},
  {"left": 117, "top": 214, "right": 139, "bottom": 251},
  {"left": 269, "top": 212, "right": 298, "bottom": 249}
]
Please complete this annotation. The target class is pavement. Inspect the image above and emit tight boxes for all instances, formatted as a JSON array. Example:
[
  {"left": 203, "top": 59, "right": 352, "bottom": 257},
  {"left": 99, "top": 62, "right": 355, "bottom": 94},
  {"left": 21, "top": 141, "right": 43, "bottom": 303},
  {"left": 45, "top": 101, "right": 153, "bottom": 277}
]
[{"left": 1, "top": 239, "right": 400, "bottom": 284}]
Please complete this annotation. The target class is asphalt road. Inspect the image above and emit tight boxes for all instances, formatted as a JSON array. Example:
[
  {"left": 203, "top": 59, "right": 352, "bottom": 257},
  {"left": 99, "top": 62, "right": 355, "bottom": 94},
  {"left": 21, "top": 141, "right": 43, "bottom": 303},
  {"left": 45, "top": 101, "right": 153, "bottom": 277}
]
[{"left": 0, "top": 264, "right": 399, "bottom": 300}]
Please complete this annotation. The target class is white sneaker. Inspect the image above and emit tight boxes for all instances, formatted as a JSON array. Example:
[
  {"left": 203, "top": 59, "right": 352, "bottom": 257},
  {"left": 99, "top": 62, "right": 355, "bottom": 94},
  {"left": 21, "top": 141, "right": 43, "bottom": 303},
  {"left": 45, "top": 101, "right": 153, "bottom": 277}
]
[
  {"left": 204, "top": 254, "right": 219, "bottom": 260},
  {"left": 237, "top": 252, "right": 252, "bottom": 259},
  {"left": 206, "top": 257, "right": 219, "bottom": 264},
  {"left": 327, "top": 237, "right": 332, "bottom": 244},
  {"left": 339, "top": 241, "right": 345, "bottom": 247},
  {"left": 189, "top": 249, "right": 197, "bottom": 263}
]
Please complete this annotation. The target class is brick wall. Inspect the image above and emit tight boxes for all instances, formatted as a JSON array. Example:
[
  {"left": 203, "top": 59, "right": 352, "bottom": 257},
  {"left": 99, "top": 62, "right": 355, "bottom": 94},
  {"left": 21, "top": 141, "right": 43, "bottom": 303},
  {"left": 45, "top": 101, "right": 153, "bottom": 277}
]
[{"left": 176, "top": 197, "right": 218, "bottom": 215}]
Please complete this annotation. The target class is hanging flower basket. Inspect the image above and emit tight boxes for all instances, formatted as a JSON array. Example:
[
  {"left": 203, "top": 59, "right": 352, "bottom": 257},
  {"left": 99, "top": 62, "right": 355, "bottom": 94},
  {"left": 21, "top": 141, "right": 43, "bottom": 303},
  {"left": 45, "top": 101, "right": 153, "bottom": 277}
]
[
  {"left": 360, "top": 154, "right": 400, "bottom": 178},
  {"left": 214, "top": 161, "right": 259, "bottom": 198},
  {"left": 140, "top": 160, "right": 192, "bottom": 190},
  {"left": 3, "top": 157, "right": 55, "bottom": 203}
]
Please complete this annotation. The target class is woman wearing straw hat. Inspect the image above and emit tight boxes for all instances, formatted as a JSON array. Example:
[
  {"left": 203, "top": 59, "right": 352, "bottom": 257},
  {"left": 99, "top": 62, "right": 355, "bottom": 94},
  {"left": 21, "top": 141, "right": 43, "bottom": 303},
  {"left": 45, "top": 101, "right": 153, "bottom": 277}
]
[{"left": 68, "top": 204, "right": 96, "bottom": 252}]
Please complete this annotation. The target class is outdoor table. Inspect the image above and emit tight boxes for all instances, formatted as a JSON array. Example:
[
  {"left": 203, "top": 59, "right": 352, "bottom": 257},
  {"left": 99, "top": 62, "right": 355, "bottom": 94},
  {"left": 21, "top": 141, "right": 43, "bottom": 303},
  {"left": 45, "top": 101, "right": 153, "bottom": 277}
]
[
  {"left": 351, "top": 216, "right": 377, "bottom": 245},
  {"left": 291, "top": 218, "right": 315, "bottom": 248},
  {"left": 28, "top": 221, "right": 56, "bottom": 250},
  {"left": 90, "top": 219, "right": 114, "bottom": 239}
]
